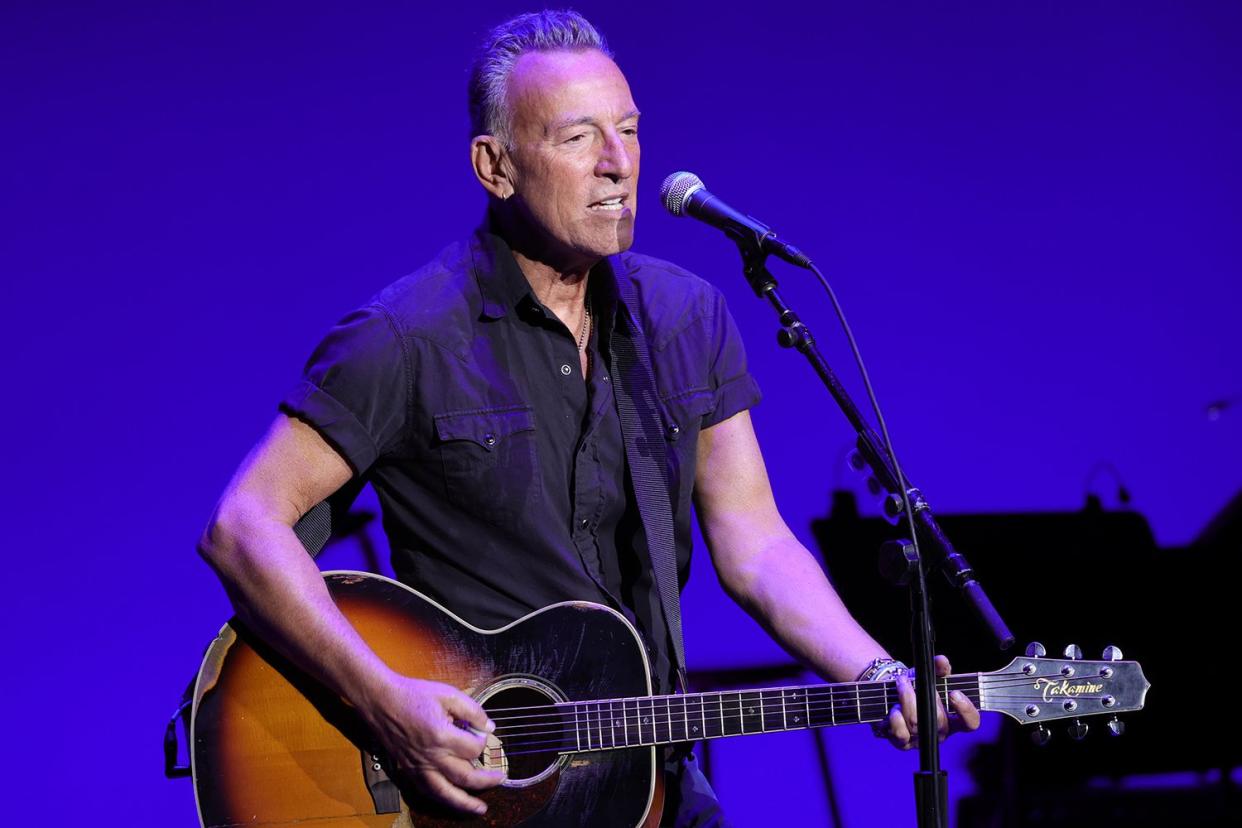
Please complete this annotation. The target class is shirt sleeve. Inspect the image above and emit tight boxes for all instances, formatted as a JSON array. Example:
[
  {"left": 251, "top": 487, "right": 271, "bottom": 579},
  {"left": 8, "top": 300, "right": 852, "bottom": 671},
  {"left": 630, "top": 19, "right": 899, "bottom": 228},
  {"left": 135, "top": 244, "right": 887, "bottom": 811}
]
[
  {"left": 701, "top": 287, "right": 762, "bottom": 429},
  {"left": 279, "top": 303, "right": 409, "bottom": 474}
]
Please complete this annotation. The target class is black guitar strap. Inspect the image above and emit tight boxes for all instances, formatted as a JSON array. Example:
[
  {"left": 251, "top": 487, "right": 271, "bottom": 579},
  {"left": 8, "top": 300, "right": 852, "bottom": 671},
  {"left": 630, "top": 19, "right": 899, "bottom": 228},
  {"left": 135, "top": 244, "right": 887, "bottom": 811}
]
[{"left": 608, "top": 256, "right": 687, "bottom": 686}]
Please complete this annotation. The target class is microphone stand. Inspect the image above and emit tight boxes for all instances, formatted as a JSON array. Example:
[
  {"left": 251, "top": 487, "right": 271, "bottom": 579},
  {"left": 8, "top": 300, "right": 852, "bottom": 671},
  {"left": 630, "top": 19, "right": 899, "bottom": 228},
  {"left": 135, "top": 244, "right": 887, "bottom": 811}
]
[{"left": 728, "top": 236, "right": 1014, "bottom": 828}]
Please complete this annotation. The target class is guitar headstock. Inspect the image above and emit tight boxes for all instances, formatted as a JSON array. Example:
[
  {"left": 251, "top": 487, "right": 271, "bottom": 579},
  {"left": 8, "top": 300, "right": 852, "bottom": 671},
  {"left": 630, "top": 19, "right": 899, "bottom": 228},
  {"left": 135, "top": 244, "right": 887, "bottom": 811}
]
[{"left": 980, "top": 643, "right": 1150, "bottom": 735}]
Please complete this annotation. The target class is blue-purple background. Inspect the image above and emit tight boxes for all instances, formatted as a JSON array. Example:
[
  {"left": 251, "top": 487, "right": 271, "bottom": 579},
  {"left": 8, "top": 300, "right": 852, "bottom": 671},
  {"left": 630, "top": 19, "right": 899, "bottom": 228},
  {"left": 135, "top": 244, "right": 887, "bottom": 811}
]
[{"left": 4, "top": 2, "right": 1239, "bottom": 825}]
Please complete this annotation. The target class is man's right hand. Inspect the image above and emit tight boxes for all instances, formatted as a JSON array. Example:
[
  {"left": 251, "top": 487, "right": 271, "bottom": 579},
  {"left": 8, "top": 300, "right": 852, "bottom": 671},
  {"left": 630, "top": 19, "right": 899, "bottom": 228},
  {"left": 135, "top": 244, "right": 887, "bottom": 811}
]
[{"left": 360, "top": 673, "right": 506, "bottom": 816}]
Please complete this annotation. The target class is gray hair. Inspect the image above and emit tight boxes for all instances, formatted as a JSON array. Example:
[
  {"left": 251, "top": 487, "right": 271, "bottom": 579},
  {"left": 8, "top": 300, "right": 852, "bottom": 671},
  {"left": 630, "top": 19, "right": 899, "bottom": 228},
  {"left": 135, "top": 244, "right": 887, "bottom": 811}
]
[{"left": 468, "top": 10, "right": 612, "bottom": 145}]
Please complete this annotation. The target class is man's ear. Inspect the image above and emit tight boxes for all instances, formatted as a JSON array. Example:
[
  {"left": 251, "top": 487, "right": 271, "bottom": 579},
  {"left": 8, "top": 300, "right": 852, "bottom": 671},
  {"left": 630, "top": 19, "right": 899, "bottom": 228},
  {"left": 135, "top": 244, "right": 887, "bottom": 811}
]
[{"left": 471, "top": 135, "right": 515, "bottom": 199}]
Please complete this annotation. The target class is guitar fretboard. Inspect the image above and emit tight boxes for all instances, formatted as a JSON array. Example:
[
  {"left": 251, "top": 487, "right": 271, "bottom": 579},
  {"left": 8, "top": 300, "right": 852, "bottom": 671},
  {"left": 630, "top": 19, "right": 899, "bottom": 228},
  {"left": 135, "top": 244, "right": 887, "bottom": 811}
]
[{"left": 558, "top": 677, "right": 982, "bottom": 752}]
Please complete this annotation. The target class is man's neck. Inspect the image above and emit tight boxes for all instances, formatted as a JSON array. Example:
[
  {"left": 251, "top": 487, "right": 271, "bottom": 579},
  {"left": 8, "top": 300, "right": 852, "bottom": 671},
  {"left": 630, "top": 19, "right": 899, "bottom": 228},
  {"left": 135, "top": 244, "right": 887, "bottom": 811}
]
[
  {"left": 490, "top": 208, "right": 596, "bottom": 318},
  {"left": 508, "top": 244, "right": 596, "bottom": 380},
  {"left": 510, "top": 247, "right": 592, "bottom": 317}
]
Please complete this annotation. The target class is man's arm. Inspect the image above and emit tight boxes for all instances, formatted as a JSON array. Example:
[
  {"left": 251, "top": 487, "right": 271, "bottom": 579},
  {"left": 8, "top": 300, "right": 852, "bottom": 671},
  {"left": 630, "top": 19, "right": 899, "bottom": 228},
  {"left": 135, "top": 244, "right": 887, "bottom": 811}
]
[
  {"left": 198, "top": 414, "right": 503, "bottom": 814},
  {"left": 693, "top": 410, "right": 980, "bottom": 747}
]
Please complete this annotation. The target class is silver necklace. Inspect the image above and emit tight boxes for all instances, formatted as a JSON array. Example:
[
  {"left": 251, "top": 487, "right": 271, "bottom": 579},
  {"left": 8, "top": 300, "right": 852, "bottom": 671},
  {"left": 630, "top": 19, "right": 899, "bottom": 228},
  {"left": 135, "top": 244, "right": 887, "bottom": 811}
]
[{"left": 576, "top": 298, "right": 592, "bottom": 352}]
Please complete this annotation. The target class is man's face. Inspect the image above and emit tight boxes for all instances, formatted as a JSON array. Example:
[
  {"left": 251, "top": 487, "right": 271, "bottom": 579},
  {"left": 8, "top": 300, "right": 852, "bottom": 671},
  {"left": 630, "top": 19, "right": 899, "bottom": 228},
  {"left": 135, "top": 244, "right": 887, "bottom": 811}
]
[{"left": 502, "top": 48, "right": 640, "bottom": 268}]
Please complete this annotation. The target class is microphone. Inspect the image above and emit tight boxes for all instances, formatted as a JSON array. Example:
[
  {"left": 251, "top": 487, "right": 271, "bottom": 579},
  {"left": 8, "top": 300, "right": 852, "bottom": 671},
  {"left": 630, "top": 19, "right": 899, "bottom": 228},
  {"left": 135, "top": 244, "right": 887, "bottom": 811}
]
[{"left": 659, "top": 171, "right": 812, "bottom": 268}]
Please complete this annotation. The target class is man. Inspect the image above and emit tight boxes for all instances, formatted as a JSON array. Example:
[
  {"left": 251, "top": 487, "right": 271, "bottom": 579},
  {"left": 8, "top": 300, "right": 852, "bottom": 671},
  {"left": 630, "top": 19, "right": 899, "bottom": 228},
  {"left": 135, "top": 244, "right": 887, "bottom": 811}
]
[{"left": 199, "top": 10, "right": 979, "bottom": 826}]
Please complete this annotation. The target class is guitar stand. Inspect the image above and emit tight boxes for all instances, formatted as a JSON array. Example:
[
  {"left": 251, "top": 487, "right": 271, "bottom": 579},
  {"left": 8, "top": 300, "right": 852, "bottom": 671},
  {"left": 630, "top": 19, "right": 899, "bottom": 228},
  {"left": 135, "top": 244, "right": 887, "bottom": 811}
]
[{"left": 728, "top": 237, "right": 1014, "bottom": 828}]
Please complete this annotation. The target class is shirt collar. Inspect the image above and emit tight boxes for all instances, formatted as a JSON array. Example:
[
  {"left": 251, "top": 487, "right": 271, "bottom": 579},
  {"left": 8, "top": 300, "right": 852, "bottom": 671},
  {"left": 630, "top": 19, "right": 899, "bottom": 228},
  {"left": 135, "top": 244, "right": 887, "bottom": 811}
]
[
  {"left": 470, "top": 223, "right": 532, "bottom": 321},
  {"left": 468, "top": 220, "right": 630, "bottom": 340}
]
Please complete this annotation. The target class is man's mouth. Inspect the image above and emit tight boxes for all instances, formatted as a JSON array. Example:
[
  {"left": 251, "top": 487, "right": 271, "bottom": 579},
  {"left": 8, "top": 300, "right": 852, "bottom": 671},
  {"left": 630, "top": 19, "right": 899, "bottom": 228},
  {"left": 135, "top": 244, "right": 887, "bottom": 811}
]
[{"left": 589, "top": 195, "right": 628, "bottom": 212}]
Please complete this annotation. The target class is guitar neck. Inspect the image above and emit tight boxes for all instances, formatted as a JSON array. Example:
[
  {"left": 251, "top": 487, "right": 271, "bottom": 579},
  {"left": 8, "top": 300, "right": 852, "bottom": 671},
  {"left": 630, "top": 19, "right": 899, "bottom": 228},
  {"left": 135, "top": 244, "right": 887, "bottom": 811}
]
[{"left": 557, "top": 674, "right": 983, "bottom": 752}]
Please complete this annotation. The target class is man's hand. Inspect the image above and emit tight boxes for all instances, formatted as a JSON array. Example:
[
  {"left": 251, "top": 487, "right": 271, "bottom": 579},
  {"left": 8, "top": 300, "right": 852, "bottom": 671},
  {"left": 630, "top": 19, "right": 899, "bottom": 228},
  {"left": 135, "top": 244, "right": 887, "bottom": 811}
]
[
  {"left": 875, "top": 655, "right": 981, "bottom": 750},
  {"left": 360, "top": 674, "right": 506, "bottom": 815}
]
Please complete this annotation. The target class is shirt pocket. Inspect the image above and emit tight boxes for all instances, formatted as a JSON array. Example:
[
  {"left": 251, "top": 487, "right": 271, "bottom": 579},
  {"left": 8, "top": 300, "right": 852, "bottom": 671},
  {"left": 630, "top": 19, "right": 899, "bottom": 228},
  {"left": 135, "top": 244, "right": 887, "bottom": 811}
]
[{"left": 434, "top": 404, "right": 540, "bottom": 528}]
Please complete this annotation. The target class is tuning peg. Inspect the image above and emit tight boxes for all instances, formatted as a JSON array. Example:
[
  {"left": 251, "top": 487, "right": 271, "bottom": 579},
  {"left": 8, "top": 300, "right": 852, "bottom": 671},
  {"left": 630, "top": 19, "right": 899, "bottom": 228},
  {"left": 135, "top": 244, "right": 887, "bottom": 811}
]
[
  {"left": 1102, "top": 645, "right": 1123, "bottom": 661},
  {"left": 1107, "top": 717, "right": 1125, "bottom": 737},
  {"left": 1063, "top": 644, "right": 1083, "bottom": 660},
  {"left": 1024, "top": 642, "right": 1047, "bottom": 658},
  {"left": 1067, "top": 719, "right": 1089, "bottom": 741},
  {"left": 1030, "top": 725, "right": 1052, "bottom": 746}
]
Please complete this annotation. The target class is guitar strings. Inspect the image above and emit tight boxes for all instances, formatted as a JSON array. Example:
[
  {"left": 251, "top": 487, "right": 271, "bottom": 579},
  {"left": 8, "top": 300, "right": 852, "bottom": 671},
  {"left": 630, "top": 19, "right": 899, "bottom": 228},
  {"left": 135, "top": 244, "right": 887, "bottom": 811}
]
[
  {"left": 482, "top": 673, "right": 1067, "bottom": 728},
  {"left": 474, "top": 675, "right": 1117, "bottom": 754},
  {"left": 481, "top": 699, "right": 931, "bottom": 756},
  {"left": 484, "top": 683, "right": 1122, "bottom": 761},
  {"left": 485, "top": 689, "right": 970, "bottom": 733},
  {"left": 492, "top": 684, "right": 1113, "bottom": 745},
  {"left": 485, "top": 691, "right": 965, "bottom": 750},
  {"left": 485, "top": 678, "right": 1086, "bottom": 736},
  {"left": 484, "top": 698, "right": 933, "bottom": 759},
  {"left": 478, "top": 671, "right": 1107, "bottom": 718},
  {"left": 486, "top": 710, "right": 1111, "bottom": 755},
  {"left": 483, "top": 699, "right": 1121, "bottom": 760},
  {"left": 480, "top": 676, "right": 984, "bottom": 719}
]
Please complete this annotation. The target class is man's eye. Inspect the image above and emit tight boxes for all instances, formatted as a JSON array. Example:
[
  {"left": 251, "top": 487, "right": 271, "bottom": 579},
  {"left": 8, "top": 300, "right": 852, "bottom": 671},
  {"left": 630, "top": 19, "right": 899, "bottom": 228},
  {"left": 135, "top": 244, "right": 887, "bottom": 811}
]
[{"left": 565, "top": 134, "right": 587, "bottom": 144}]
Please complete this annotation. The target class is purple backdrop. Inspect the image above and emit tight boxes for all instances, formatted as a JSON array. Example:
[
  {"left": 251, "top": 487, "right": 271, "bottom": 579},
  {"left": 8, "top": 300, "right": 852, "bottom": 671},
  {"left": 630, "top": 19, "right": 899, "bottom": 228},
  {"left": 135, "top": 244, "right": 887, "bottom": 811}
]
[{"left": 4, "top": 2, "right": 1239, "bottom": 825}]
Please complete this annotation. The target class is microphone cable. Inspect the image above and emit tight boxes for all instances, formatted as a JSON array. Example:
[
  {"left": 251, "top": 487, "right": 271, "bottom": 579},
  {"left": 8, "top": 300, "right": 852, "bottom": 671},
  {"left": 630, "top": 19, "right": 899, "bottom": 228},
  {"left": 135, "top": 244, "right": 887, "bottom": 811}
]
[{"left": 805, "top": 260, "right": 922, "bottom": 583}]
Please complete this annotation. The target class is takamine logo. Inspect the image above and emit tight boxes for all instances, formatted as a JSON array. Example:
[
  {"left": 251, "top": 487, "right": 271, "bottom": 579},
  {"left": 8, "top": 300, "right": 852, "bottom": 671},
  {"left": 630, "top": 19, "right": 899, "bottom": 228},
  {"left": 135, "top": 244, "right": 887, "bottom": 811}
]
[{"left": 1032, "top": 677, "right": 1105, "bottom": 703}]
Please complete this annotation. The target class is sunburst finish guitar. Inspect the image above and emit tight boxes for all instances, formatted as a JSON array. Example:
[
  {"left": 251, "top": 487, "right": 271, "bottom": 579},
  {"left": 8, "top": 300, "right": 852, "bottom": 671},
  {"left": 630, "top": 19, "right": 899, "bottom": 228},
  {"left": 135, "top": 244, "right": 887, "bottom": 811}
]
[{"left": 191, "top": 572, "right": 1149, "bottom": 828}]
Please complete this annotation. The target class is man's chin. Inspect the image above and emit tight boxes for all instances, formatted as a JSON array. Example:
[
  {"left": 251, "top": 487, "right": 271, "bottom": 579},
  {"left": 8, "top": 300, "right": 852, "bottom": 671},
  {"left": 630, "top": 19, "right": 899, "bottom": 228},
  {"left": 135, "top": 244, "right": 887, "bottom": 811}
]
[
  {"left": 517, "top": 222, "right": 637, "bottom": 271},
  {"left": 587, "top": 223, "right": 636, "bottom": 258}
]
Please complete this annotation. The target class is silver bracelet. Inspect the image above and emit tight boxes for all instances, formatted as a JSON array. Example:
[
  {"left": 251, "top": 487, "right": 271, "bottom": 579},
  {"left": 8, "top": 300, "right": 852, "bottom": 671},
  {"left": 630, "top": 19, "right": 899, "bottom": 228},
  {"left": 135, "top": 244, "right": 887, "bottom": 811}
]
[{"left": 855, "top": 657, "right": 909, "bottom": 683}]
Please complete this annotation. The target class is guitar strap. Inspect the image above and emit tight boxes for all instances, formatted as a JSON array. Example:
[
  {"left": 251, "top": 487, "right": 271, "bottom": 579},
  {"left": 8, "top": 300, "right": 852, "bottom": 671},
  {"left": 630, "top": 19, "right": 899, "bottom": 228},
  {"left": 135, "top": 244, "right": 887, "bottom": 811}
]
[{"left": 608, "top": 256, "right": 688, "bottom": 688}]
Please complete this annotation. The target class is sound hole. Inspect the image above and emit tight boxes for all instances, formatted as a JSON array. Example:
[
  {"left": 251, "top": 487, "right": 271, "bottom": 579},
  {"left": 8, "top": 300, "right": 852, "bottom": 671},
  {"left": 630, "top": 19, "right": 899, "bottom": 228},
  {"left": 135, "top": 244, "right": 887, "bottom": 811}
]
[{"left": 478, "top": 682, "right": 569, "bottom": 787}]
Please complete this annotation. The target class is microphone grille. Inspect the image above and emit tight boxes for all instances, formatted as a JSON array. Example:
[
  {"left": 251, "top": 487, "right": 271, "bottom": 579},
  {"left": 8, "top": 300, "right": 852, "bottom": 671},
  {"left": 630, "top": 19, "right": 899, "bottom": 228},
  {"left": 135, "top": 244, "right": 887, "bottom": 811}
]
[{"left": 660, "top": 171, "right": 704, "bottom": 216}]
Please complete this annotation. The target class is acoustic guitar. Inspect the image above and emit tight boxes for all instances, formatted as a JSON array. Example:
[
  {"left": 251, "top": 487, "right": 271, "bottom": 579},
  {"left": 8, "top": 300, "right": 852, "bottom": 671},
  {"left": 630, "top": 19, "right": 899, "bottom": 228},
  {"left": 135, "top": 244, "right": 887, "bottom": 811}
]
[{"left": 191, "top": 571, "right": 1149, "bottom": 827}]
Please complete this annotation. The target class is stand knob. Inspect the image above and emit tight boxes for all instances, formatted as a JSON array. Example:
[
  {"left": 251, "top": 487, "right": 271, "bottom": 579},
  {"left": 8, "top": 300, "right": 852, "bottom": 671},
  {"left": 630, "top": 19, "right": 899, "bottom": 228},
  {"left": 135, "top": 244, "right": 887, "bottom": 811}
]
[
  {"left": 1067, "top": 719, "right": 1089, "bottom": 741},
  {"left": 1031, "top": 725, "right": 1052, "bottom": 746},
  {"left": 882, "top": 493, "right": 905, "bottom": 519},
  {"left": 1102, "top": 645, "right": 1124, "bottom": 661},
  {"left": 1107, "top": 717, "right": 1126, "bottom": 737},
  {"left": 1024, "top": 642, "right": 1046, "bottom": 658},
  {"left": 878, "top": 539, "right": 919, "bottom": 587},
  {"left": 1063, "top": 644, "right": 1083, "bottom": 660}
]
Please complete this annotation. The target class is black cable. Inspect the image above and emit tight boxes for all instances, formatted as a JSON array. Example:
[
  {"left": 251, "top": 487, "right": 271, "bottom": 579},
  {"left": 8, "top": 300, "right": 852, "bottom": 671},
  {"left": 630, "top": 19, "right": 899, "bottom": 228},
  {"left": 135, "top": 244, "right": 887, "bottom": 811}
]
[{"left": 807, "top": 263, "right": 922, "bottom": 587}]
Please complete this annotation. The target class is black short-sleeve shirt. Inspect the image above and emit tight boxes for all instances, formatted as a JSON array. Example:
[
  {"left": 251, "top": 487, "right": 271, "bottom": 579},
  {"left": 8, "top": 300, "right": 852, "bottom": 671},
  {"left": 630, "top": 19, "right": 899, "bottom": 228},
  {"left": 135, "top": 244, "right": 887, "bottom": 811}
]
[{"left": 281, "top": 227, "right": 761, "bottom": 691}]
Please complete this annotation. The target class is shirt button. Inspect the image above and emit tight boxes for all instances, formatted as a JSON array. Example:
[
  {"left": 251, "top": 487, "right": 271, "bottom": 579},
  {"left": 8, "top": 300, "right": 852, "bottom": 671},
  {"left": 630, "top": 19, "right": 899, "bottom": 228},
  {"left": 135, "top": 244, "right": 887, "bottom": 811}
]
[
  {"left": 560, "top": 364, "right": 572, "bottom": 376},
  {"left": 482, "top": 433, "right": 496, "bottom": 447},
  {"left": 580, "top": 518, "right": 589, "bottom": 529},
  {"left": 666, "top": 422, "right": 681, "bottom": 440}
]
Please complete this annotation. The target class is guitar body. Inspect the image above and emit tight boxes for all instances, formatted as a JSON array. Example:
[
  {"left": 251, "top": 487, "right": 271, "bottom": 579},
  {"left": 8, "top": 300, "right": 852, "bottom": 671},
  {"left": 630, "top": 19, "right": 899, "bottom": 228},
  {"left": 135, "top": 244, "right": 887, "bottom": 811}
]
[{"left": 192, "top": 572, "right": 664, "bottom": 828}]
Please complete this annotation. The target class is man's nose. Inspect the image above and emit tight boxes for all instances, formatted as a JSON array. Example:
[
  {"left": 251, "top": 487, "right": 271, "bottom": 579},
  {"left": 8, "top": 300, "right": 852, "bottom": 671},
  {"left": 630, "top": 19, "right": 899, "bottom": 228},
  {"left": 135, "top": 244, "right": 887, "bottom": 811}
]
[{"left": 596, "top": 133, "right": 634, "bottom": 181}]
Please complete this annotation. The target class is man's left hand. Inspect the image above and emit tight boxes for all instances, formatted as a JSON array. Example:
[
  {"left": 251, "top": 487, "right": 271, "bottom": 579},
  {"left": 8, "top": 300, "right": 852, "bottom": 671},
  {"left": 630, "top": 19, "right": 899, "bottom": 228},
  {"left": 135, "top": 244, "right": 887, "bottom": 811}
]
[{"left": 876, "top": 655, "right": 981, "bottom": 750}]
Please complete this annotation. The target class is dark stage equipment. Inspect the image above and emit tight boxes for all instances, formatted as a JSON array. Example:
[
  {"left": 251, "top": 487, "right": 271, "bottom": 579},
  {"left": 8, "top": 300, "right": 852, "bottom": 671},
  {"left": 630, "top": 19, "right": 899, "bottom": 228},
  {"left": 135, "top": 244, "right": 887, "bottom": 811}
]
[{"left": 812, "top": 490, "right": 1241, "bottom": 827}]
